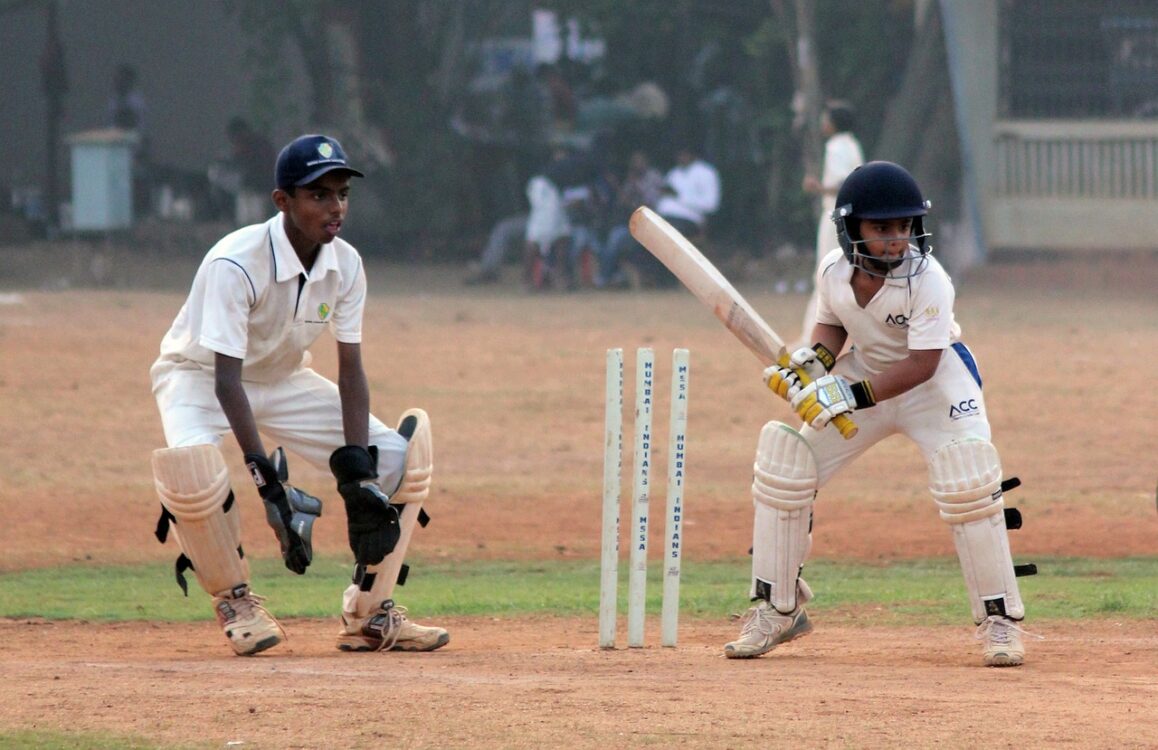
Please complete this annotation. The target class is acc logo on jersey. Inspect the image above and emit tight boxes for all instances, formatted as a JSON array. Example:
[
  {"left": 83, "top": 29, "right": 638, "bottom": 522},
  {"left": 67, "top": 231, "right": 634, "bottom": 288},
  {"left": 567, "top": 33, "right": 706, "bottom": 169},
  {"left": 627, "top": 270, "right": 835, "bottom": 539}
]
[
  {"left": 317, "top": 302, "right": 331, "bottom": 321},
  {"left": 948, "top": 398, "right": 980, "bottom": 420},
  {"left": 885, "top": 313, "right": 909, "bottom": 328}
]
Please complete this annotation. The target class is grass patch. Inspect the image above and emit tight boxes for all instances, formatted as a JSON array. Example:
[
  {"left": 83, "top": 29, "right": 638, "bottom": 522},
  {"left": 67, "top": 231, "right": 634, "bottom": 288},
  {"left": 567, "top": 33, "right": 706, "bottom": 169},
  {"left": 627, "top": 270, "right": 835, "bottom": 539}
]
[
  {"left": 0, "top": 729, "right": 210, "bottom": 749},
  {"left": 1, "top": 556, "right": 1155, "bottom": 626}
]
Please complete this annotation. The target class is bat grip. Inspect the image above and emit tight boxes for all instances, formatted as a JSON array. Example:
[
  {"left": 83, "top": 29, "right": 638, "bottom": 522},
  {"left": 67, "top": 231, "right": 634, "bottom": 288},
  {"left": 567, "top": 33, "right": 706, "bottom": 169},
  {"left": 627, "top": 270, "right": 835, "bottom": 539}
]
[
  {"left": 779, "top": 353, "right": 860, "bottom": 440},
  {"left": 832, "top": 413, "right": 859, "bottom": 439}
]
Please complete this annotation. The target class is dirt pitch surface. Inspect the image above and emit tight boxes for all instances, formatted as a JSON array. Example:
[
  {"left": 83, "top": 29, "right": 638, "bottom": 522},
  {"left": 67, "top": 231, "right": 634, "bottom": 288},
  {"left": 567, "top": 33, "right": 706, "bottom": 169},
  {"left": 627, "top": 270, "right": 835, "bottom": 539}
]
[{"left": 1, "top": 241, "right": 1156, "bottom": 748}]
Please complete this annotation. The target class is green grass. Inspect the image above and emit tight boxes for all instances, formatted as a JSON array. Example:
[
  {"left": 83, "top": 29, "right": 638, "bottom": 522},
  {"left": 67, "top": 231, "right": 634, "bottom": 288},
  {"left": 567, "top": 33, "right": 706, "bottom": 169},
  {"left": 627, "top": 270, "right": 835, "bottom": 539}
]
[
  {"left": 0, "top": 730, "right": 209, "bottom": 750},
  {"left": 2, "top": 555, "right": 1156, "bottom": 625}
]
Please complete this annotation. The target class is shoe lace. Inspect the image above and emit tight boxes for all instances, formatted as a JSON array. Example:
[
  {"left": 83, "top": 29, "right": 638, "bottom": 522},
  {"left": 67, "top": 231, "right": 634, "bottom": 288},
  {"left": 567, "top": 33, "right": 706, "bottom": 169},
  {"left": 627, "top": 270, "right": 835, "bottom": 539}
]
[
  {"left": 219, "top": 590, "right": 286, "bottom": 639},
  {"left": 975, "top": 615, "right": 1041, "bottom": 644},
  {"left": 737, "top": 604, "right": 779, "bottom": 639},
  {"left": 370, "top": 603, "right": 406, "bottom": 652}
]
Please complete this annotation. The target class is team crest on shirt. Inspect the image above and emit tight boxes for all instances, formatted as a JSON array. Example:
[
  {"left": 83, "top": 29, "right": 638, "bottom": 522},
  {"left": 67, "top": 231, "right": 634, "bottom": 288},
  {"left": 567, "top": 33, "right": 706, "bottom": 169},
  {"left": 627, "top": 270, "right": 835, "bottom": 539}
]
[{"left": 317, "top": 302, "right": 331, "bottom": 320}]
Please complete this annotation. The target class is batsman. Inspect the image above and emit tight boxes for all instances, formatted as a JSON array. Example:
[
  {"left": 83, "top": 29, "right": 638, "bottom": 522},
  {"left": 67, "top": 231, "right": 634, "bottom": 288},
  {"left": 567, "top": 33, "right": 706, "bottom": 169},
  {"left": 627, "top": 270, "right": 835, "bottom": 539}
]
[
  {"left": 728, "top": 162, "right": 1034, "bottom": 666},
  {"left": 149, "top": 134, "right": 447, "bottom": 656}
]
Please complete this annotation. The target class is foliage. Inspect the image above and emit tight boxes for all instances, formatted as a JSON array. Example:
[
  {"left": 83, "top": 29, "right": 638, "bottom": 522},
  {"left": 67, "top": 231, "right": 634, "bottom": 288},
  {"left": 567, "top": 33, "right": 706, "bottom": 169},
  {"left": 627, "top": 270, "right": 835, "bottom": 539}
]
[{"left": 223, "top": 0, "right": 920, "bottom": 256}]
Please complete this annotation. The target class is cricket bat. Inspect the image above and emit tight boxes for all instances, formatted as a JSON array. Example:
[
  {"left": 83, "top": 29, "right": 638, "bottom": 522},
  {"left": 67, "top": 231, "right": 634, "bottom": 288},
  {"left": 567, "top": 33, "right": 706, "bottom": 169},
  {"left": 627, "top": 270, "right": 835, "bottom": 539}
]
[{"left": 628, "top": 206, "right": 857, "bottom": 439}]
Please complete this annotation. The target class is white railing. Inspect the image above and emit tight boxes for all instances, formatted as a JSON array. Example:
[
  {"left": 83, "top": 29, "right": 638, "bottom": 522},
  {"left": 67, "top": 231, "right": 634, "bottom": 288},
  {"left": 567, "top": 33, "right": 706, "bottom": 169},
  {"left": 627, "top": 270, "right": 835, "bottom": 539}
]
[{"left": 994, "top": 121, "right": 1158, "bottom": 199}]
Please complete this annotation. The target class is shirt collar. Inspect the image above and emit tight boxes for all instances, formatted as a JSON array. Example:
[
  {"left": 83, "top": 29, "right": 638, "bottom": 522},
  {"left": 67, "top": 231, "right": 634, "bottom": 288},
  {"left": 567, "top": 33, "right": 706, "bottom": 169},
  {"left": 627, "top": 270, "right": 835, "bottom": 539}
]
[{"left": 269, "top": 214, "right": 340, "bottom": 282}]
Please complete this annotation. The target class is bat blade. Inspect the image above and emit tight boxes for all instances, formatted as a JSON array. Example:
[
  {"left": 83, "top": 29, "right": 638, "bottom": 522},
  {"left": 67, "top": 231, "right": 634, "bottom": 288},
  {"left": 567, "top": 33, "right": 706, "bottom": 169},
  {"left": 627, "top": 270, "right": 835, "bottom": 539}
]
[
  {"left": 629, "top": 206, "right": 858, "bottom": 439},
  {"left": 628, "top": 206, "right": 786, "bottom": 367}
]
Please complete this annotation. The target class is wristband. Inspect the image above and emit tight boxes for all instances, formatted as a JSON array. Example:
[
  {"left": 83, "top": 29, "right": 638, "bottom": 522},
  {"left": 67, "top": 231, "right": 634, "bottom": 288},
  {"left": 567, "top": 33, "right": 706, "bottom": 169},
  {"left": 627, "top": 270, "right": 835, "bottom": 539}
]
[
  {"left": 849, "top": 380, "right": 876, "bottom": 409},
  {"left": 811, "top": 343, "right": 836, "bottom": 372}
]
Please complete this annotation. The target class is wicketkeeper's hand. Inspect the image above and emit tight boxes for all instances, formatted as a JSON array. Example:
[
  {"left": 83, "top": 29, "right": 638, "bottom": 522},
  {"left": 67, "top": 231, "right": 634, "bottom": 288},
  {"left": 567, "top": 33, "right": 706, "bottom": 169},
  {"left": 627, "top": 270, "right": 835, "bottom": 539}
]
[
  {"left": 763, "top": 344, "right": 834, "bottom": 401},
  {"left": 790, "top": 373, "right": 876, "bottom": 430},
  {"left": 246, "top": 450, "right": 320, "bottom": 575},
  {"left": 329, "top": 445, "right": 402, "bottom": 566}
]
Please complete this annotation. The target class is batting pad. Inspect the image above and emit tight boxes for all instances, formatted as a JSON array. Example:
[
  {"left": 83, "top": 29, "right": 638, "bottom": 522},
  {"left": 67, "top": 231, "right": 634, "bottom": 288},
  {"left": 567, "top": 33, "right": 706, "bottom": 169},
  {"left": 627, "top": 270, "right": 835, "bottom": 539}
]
[
  {"left": 153, "top": 444, "right": 249, "bottom": 598},
  {"left": 345, "top": 408, "right": 433, "bottom": 619},
  {"left": 750, "top": 421, "right": 818, "bottom": 614},
  {"left": 929, "top": 439, "right": 1024, "bottom": 622}
]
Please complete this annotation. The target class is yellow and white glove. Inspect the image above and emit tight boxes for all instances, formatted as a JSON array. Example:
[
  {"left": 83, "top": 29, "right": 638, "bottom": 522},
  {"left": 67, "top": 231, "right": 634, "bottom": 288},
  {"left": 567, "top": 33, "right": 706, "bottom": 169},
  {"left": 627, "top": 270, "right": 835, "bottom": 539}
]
[
  {"left": 762, "top": 344, "right": 836, "bottom": 401},
  {"left": 790, "top": 373, "right": 876, "bottom": 430}
]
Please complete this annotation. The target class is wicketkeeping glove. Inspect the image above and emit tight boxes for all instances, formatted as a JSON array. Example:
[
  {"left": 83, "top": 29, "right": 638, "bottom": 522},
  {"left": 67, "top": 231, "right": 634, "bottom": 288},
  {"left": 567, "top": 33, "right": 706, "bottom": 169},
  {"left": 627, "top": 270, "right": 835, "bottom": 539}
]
[
  {"left": 790, "top": 373, "right": 876, "bottom": 430},
  {"left": 246, "top": 448, "right": 321, "bottom": 575},
  {"left": 763, "top": 344, "right": 835, "bottom": 401},
  {"left": 329, "top": 445, "right": 402, "bottom": 566}
]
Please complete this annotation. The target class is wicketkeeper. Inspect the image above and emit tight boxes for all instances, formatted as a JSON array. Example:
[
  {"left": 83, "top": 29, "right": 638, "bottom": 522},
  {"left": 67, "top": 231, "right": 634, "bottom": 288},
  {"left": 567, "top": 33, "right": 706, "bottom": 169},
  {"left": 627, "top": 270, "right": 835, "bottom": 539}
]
[
  {"left": 149, "top": 134, "right": 448, "bottom": 656},
  {"left": 729, "top": 161, "right": 1035, "bottom": 666}
]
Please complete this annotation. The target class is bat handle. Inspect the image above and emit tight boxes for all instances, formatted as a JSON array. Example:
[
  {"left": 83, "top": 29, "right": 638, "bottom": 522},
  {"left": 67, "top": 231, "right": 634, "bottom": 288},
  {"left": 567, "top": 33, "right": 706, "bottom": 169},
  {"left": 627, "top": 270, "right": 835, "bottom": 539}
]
[
  {"left": 832, "top": 413, "right": 859, "bottom": 439},
  {"left": 778, "top": 352, "right": 859, "bottom": 440}
]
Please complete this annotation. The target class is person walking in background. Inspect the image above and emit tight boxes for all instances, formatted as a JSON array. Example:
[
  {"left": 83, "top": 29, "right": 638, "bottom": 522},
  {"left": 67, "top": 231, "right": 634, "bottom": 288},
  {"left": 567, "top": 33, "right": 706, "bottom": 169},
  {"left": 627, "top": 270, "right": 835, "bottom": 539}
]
[
  {"left": 727, "top": 161, "right": 1033, "bottom": 668},
  {"left": 798, "top": 101, "right": 863, "bottom": 346},
  {"left": 149, "top": 134, "right": 448, "bottom": 657}
]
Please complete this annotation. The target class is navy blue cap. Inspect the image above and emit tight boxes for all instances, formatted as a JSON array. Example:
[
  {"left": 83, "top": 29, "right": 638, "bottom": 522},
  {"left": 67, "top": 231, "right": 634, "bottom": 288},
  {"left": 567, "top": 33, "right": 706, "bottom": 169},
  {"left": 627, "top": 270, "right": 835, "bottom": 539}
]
[{"left": 275, "top": 134, "right": 364, "bottom": 189}]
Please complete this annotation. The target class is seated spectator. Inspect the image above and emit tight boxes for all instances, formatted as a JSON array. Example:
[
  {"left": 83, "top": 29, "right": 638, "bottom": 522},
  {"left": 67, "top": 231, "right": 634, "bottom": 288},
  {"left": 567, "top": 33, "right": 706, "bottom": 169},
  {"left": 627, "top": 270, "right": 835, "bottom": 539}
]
[
  {"left": 626, "top": 145, "right": 720, "bottom": 287},
  {"left": 597, "top": 150, "right": 665, "bottom": 288}
]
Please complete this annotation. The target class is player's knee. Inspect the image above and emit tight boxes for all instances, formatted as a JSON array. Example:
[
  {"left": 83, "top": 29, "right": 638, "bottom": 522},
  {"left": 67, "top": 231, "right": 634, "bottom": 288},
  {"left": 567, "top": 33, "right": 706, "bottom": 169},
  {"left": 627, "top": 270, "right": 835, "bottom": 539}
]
[
  {"left": 752, "top": 421, "right": 818, "bottom": 511},
  {"left": 393, "top": 408, "right": 432, "bottom": 505},
  {"left": 929, "top": 438, "right": 1004, "bottom": 523}
]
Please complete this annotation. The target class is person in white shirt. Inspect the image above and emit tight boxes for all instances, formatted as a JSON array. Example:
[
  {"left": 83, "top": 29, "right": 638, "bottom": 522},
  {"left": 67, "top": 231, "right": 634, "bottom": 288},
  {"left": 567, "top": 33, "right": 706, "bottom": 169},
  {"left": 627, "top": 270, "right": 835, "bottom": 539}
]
[
  {"left": 629, "top": 145, "right": 720, "bottom": 287},
  {"left": 798, "top": 101, "right": 864, "bottom": 346},
  {"left": 727, "top": 162, "right": 1034, "bottom": 668},
  {"left": 150, "top": 134, "right": 448, "bottom": 656}
]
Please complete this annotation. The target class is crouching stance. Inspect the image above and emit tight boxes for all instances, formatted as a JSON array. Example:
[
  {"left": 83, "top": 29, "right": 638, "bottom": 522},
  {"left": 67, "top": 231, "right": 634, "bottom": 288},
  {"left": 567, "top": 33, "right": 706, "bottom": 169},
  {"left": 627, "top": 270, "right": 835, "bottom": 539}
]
[
  {"left": 150, "top": 133, "right": 447, "bottom": 656},
  {"left": 729, "top": 161, "right": 1033, "bottom": 666}
]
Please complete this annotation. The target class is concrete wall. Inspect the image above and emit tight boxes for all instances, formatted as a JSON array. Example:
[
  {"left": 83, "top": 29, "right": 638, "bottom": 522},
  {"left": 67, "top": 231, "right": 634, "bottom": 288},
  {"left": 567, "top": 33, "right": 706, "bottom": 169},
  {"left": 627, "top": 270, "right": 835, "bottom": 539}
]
[{"left": 0, "top": 0, "right": 308, "bottom": 209}]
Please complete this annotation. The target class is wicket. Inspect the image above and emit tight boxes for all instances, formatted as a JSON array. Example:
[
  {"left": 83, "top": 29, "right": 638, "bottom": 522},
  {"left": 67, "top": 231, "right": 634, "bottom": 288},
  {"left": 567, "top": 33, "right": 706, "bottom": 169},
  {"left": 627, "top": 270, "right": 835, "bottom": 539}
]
[{"left": 599, "top": 347, "right": 690, "bottom": 648}]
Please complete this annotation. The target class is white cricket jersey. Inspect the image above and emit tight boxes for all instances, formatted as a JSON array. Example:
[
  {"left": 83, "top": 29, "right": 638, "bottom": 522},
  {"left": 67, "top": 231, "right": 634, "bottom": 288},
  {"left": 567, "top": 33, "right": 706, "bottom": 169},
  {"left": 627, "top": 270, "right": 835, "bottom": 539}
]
[
  {"left": 814, "top": 248, "right": 961, "bottom": 375},
  {"left": 154, "top": 213, "right": 367, "bottom": 383}
]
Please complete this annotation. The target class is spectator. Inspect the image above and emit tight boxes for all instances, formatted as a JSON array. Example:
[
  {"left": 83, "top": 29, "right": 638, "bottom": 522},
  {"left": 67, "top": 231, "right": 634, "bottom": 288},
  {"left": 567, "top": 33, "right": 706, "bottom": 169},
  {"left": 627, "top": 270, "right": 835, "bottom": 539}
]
[
  {"left": 106, "top": 63, "right": 150, "bottom": 215},
  {"left": 798, "top": 101, "right": 864, "bottom": 346},
  {"left": 597, "top": 150, "right": 665, "bottom": 288},
  {"left": 107, "top": 63, "right": 146, "bottom": 135},
  {"left": 627, "top": 145, "right": 720, "bottom": 287},
  {"left": 523, "top": 147, "right": 572, "bottom": 290}
]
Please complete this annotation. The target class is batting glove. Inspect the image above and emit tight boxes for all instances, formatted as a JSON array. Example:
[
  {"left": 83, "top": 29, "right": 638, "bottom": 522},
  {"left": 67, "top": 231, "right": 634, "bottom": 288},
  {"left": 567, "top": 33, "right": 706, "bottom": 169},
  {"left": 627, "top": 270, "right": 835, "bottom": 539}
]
[
  {"left": 763, "top": 344, "right": 835, "bottom": 401},
  {"left": 790, "top": 373, "right": 876, "bottom": 429}
]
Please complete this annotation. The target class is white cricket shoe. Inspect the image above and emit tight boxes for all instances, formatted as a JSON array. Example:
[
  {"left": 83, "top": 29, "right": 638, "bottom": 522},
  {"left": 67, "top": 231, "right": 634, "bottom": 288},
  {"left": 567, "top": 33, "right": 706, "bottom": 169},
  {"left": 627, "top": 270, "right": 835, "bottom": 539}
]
[
  {"left": 976, "top": 615, "right": 1029, "bottom": 667},
  {"left": 212, "top": 584, "right": 285, "bottom": 656},
  {"left": 337, "top": 599, "right": 450, "bottom": 653},
  {"left": 724, "top": 599, "right": 813, "bottom": 659}
]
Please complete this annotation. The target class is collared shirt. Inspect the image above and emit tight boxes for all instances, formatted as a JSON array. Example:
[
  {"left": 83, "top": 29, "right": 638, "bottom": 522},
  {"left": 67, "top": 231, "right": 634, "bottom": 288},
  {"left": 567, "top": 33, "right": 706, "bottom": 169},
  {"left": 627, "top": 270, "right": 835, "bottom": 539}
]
[
  {"left": 815, "top": 248, "right": 960, "bottom": 376},
  {"left": 655, "top": 159, "right": 721, "bottom": 227},
  {"left": 155, "top": 213, "right": 366, "bottom": 383}
]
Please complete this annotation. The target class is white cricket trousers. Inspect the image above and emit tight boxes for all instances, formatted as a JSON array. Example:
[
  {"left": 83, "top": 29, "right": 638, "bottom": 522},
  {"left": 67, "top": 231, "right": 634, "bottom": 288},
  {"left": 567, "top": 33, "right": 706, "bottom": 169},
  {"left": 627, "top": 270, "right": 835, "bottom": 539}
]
[{"left": 151, "top": 363, "right": 408, "bottom": 489}]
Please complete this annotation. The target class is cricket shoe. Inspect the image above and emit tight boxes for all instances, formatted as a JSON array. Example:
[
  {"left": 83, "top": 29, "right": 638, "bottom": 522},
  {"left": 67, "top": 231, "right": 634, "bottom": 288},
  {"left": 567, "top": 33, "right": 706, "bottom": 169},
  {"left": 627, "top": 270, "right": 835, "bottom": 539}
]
[
  {"left": 337, "top": 599, "right": 450, "bottom": 653},
  {"left": 976, "top": 615, "right": 1034, "bottom": 667},
  {"left": 213, "top": 584, "right": 285, "bottom": 656},
  {"left": 724, "top": 599, "right": 813, "bottom": 659}
]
